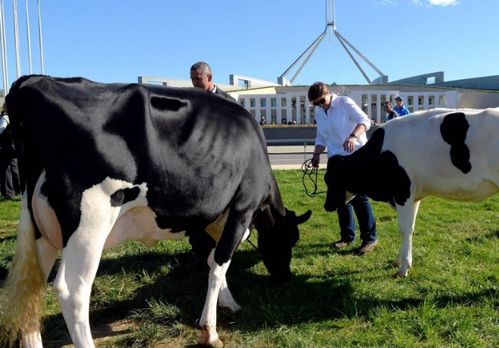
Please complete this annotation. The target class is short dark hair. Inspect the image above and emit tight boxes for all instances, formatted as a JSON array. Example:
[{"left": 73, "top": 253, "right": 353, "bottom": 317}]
[
  {"left": 308, "top": 82, "right": 329, "bottom": 101},
  {"left": 190, "top": 61, "right": 212, "bottom": 75}
]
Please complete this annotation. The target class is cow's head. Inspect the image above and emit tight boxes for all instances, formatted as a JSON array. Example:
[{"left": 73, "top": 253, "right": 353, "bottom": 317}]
[
  {"left": 256, "top": 208, "right": 311, "bottom": 284},
  {"left": 323, "top": 155, "right": 355, "bottom": 212}
]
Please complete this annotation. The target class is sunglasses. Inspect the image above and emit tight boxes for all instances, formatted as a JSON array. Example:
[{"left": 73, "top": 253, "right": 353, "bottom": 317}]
[{"left": 312, "top": 95, "right": 327, "bottom": 106}]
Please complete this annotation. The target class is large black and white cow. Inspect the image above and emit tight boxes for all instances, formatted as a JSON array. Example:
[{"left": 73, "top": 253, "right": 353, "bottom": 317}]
[
  {"left": 0, "top": 75, "right": 311, "bottom": 348},
  {"left": 323, "top": 108, "right": 499, "bottom": 277}
]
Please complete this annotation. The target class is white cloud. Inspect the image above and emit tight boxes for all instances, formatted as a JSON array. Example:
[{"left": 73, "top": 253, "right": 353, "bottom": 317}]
[{"left": 412, "top": 0, "right": 459, "bottom": 7}]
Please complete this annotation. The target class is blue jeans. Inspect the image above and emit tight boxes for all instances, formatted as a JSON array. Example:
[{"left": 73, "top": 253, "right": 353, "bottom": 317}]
[{"left": 337, "top": 194, "right": 376, "bottom": 244}]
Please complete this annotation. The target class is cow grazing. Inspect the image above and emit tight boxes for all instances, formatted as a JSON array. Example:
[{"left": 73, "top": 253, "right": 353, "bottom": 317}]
[
  {"left": 323, "top": 108, "right": 499, "bottom": 277},
  {"left": 0, "top": 75, "right": 311, "bottom": 348}
]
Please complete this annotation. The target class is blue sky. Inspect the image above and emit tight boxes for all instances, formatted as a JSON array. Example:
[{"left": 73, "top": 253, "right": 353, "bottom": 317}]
[{"left": 1, "top": 0, "right": 497, "bottom": 87}]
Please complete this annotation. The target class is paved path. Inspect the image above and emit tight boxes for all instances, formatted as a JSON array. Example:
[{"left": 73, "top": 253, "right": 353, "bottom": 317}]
[{"left": 267, "top": 145, "right": 327, "bottom": 170}]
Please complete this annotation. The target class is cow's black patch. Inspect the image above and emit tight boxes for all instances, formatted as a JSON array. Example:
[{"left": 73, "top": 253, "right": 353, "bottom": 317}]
[
  {"left": 325, "top": 128, "right": 412, "bottom": 210},
  {"left": 440, "top": 112, "right": 471, "bottom": 174},
  {"left": 110, "top": 186, "right": 140, "bottom": 207},
  {"left": 379, "top": 150, "right": 411, "bottom": 206}
]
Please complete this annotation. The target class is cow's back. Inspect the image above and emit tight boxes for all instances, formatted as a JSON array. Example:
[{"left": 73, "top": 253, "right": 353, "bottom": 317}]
[
  {"left": 381, "top": 108, "right": 499, "bottom": 200},
  {"left": 6, "top": 75, "right": 274, "bottom": 243}
]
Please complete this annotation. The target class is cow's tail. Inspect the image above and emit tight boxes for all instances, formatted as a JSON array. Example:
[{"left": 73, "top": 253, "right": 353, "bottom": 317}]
[{"left": 0, "top": 196, "right": 45, "bottom": 347}]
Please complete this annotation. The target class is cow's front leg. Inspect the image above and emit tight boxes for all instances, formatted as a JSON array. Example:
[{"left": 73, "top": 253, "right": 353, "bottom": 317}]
[
  {"left": 396, "top": 200, "right": 420, "bottom": 277},
  {"left": 198, "top": 250, "right": 231, "bottom": 347}
]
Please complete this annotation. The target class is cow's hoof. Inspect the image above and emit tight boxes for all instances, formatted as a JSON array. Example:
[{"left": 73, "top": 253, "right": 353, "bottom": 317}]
[
  {"left": 198, "top": 324, "right": 223, "bottom": 348},
  {"left": 392, "top": 271, "right": 408, "bottom": 278}
]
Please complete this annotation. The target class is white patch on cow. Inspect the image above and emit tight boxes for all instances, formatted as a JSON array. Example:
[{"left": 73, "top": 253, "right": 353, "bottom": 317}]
[{"left": 51, "top": 177, "right": 183, "bottom": 348}]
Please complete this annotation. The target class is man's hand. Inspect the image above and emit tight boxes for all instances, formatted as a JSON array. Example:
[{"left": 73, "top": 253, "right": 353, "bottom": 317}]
[
  {"left": 343, "top": 134, "right": 357, "bottom": 153},
  {"left": 311, "top": 153, "right": 320, "bottom": 168}
]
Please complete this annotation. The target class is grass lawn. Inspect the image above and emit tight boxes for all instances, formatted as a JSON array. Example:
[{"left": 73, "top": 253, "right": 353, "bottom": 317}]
[{"left": 0, "top": 170, "right": 498, "bottom": 347}]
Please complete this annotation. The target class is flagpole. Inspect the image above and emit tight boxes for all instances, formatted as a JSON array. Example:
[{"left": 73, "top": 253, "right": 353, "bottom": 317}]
[
  {"left": 0, "top": 0, "right": 8, "bottom": 94},
  {"left": 37, "top": 0, "right": 44, "bottom": 74},
  {"left": 25, "top": 0, "right": 33, "bottom": 74},
  {"left": 13, "top": 0, "right": 21, "bottom": 78}
]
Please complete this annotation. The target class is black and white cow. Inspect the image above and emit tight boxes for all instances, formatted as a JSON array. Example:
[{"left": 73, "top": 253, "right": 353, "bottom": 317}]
[
  {"left": 323, "top": 108, "right": 499, "bottom": 277},
  {"left": 0, "top": 75, "right": 311, "bottom": 348}
]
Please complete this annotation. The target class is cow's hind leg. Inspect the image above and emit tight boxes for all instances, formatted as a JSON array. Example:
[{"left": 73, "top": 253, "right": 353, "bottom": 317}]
[
  {"left": 53, "top": 186, "right": 123, "bottom": 347},
  {"left": 217, "top": 228, "right": 250, "bottom": 313},
  {"left": 218, "top": 275, "right": 241, "bottom": 312},
  {"left": 396, "top": 200, "right": 420, "bottom": 277}
]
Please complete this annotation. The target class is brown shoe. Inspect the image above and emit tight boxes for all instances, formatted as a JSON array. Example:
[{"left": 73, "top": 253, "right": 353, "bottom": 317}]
[
  {"left": 354, "top": 241, "right": 378, "bottom": 256},
  {"left": 331, "top": 240, "right": 353, "bottom": 249}
]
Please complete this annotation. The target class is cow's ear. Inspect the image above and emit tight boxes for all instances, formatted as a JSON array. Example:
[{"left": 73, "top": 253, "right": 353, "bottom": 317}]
[
  {"left": 151, "top": 96, "right": 187, "bottom": 112},
  {"left": 295, "top": 210, "right": 312, "bottom": 225}
]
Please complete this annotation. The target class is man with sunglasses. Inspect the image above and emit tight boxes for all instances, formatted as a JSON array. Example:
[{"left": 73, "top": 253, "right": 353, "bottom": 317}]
[{"left": 308, "top": 82, "right": 377, "bottom": 255}]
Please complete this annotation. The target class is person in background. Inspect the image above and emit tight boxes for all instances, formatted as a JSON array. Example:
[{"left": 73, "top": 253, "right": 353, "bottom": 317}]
[
  {"left": 0, "top": 106, "right": 20, "bottom": 200},
  {"left": 308, "top": 82, "right": 377, "bottom": 255},
  {"left": 393, "top": 96, "right": 410, "bottom": 116},
  {"left": 190, "top": 61, "right": 236, "bottom": 102},
  {"left": 385, "top": 101, "right": 399, "bottom": 121}
]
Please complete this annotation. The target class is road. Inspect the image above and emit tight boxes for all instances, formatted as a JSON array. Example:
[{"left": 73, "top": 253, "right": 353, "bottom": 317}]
[{"left": 267, "top": 145, "right": 327, "bottom": 170}]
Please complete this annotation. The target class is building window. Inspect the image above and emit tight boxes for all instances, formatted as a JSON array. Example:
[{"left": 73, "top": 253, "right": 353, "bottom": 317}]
[
  {"left": 271, "top": 109, "right": 277, "bottom": 124},
  {"left": 250, "top": 98, "right": 256, "bottom": 108},
  {"left": 281, "top": 97, "right": 287, "bottom": 107},
  {"left": 407, "top": 96, "right": 414, "bottom": 106},
  {"left": 260, "top": 98, "right": 266, "bottom": 107},
  {"left": 239, "top": 99, "right": 245, "bottom": 107},
  {"left": 271, "top": 98, "right": 277, "bottom": 107},
  {"left": 281, "top": 109, "right": 287, "bottom": 124},
  {"left": 428, "top": 96, "right": 434, "bottom": 106},
  {"left": 439, "top": 95, "right": 446, "bottom": 105},
  {"left": 418, "top": 96, "right": 424, "bottom": 106},
  {"left": 260, "top": 109, "right": 267, "bottom": 124}
]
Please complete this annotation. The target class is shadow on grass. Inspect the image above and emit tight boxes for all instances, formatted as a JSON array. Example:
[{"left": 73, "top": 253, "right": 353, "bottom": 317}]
[{"left": 38, "top": 246, "right": 498, "bottom": 347}]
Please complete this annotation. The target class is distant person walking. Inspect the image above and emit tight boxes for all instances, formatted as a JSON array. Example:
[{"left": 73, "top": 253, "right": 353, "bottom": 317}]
[
  {"left": 190, "top": 61, "right": 236, "bottom": 102},
  {"left": 393, "top": 96, "right": 410, "bottom": 116},
  {"left": 0, "top": 106, "right": 20, "bottom": 200}
]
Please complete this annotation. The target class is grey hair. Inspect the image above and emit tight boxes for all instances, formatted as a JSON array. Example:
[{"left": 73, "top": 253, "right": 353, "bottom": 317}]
[{"left": 190, "top": 61, "right": 212, "bottom": 75}]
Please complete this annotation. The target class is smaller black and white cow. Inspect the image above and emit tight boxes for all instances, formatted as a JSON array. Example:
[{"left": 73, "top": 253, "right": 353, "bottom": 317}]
[
  {"left": 0, "top": 75, "right": 311, "bottom": 348},
  {"left": 323, "top": 108, "right": 499, "bottom": 277}
]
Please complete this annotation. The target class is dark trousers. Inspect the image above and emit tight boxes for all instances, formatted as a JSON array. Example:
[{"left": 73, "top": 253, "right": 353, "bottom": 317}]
[
  {"left": 337, "top": 194, "right": 377, "bottom": 244},
  {"left": 0, "top": 155, "right": 20, "bottom": 199}
]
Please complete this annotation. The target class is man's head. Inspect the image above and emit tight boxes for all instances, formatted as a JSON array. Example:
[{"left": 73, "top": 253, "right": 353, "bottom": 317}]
[
  {"left": 308, "top": 82, "right": 332, "bottom": 110},
  {"left": 190, "top": 61, "right": 214, "bottom": 91},
  {"left": 395, "top": 96, "right": 404, "bottom": 106}
]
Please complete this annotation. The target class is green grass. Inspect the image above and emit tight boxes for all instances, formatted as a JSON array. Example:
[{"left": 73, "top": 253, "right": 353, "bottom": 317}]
[{"left": 1, "top": 170, "right": 498, "bottom": 347}]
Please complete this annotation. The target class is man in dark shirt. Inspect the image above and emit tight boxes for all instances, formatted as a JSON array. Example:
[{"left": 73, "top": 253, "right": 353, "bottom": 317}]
[
  {"left": 385, "top": 101, "right": 399, "bottom": 121},
  {"left": 190, "top": 61, "right": 236, "bottom": 102}
]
